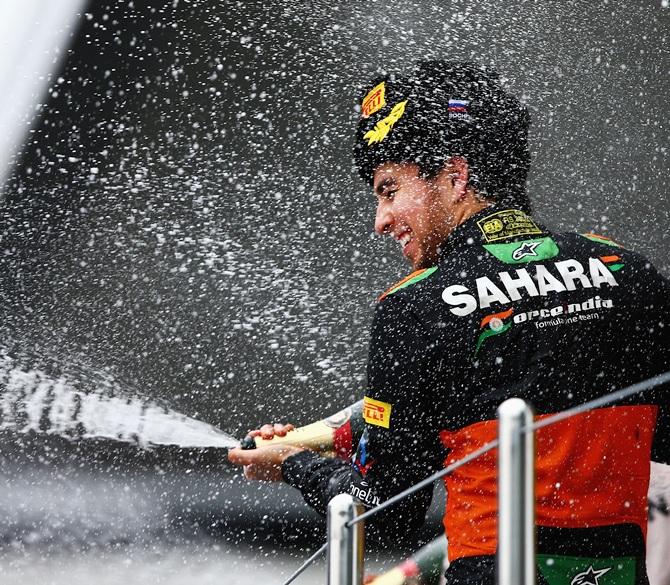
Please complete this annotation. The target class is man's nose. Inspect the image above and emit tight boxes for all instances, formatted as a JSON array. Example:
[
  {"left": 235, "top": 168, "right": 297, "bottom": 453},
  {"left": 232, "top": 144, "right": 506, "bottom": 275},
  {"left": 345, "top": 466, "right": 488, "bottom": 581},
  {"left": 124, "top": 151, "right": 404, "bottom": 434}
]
[{"left": 374, "top": 203, "right": 393, "bottom": 236}]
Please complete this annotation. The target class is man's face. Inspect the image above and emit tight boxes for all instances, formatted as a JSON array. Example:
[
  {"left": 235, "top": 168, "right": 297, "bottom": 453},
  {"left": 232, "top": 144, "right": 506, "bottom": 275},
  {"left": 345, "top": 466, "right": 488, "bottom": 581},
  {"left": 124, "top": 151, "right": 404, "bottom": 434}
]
[{"left": 373, "top": 162, "right": 458, "bottom": 270}]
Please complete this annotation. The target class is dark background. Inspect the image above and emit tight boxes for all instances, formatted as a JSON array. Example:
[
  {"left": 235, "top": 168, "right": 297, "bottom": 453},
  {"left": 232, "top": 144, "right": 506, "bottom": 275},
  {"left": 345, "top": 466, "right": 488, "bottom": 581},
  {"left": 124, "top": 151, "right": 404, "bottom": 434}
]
[{"left": 1, "top": 0, "right": 668, "bottom": 439}]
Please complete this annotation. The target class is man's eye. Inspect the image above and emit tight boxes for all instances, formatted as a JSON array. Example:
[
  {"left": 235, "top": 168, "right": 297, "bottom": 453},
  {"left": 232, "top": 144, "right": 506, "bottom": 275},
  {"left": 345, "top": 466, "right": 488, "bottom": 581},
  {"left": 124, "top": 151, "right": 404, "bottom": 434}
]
[{"left": 383, "top": 189, "right": 398, "bottom": 200}]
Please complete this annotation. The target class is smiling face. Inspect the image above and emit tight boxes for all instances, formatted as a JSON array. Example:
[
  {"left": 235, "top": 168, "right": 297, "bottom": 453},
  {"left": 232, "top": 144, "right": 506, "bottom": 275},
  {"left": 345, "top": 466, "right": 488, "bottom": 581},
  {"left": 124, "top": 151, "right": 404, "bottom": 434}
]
[{"left": 373, "top": 162, "right": 462, "bottom": 270}]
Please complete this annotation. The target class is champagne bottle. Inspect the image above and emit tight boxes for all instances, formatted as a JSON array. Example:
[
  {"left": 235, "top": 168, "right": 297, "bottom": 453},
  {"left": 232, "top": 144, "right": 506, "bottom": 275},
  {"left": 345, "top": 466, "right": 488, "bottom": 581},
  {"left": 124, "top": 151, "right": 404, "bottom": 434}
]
[{"left": 239, "top": 399, "right": 364, "bottom": 460}]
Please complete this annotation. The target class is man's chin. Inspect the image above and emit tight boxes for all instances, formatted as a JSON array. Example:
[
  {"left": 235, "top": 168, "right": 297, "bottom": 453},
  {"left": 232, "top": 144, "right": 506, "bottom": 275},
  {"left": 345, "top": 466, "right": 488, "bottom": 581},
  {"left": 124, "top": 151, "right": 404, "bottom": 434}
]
[
  {"left": 410, "top": 253, "right": 435, "bottom": 271},
  {"left": 405, "top": 246, "right": 435, "bottom": 271}
]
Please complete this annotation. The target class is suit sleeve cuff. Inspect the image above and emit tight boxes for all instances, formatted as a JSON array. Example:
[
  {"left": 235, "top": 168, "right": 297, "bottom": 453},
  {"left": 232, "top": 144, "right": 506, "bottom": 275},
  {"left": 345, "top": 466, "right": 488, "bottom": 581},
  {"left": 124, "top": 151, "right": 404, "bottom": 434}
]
[{"left": 281, "top": 449, "right": 327, "bottom": 488}]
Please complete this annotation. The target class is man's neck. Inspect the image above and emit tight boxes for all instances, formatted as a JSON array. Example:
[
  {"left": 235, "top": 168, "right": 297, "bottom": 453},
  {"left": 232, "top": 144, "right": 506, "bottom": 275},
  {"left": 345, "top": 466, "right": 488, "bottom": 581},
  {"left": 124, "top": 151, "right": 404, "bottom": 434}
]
[{"left": 454, "top": 195, "right": 494, "bottom": 228}]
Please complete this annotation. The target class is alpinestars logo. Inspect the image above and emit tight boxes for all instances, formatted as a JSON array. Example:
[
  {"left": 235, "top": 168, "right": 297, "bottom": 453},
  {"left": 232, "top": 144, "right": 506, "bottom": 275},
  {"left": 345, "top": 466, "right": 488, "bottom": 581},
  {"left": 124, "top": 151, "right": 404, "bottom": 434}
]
[
  {"left": 570, "top": 565, "right": 611, "bottom": 585},
  {"left": 512, "top": 241, "right": 540, "bottom": 261}
]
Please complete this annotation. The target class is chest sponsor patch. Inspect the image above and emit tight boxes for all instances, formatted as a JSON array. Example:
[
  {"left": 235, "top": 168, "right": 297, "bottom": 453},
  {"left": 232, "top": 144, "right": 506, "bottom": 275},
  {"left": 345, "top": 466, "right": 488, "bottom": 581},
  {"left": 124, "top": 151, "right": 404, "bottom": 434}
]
[
  {"left": 477, "top": 209, "right": 543, "bottom": 243},
  {"left": 442, "top": 257, "right": 618, "bottom": 316},
  {"left": 483, "top": 237, "right": 559, "bottom": 264},
  {"left": 363, "top": 396, "right": 392, "bottom": 428}
]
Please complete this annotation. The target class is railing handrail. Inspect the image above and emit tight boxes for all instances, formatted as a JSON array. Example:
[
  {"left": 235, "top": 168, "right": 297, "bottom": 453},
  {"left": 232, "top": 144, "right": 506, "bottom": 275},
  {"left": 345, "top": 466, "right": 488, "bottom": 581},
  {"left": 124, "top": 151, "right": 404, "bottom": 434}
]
[
  {"left": 279, "top": 369, "right": 670, "bottom": 585},
  {"left": 282, "top": 543, "right": 328, "bottom": 585}
]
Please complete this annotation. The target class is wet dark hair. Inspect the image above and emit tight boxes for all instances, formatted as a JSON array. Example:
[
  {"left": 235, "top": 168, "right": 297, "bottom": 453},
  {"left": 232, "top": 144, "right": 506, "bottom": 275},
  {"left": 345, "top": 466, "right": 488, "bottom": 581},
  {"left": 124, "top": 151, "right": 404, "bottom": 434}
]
[{"left": 353, "top": 61, "right": 532, "bottom": 212}]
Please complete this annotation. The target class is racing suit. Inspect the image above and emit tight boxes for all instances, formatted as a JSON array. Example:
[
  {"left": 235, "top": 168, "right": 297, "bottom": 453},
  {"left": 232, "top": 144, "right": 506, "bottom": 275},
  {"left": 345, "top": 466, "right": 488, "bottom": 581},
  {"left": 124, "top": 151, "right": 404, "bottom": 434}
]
[{"left": 281, "top": 205, "right": 670, "bottom": 585}]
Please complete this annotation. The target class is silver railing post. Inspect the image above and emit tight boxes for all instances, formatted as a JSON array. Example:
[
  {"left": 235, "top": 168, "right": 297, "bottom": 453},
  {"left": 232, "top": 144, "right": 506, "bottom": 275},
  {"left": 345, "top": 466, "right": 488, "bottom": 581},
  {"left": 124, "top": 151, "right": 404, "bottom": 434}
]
[
  {"left": 497, "top": 398, "right": 535, "bottom": 585},
  {"left": 327, "top": 494, "right": 364, "bottom": 585}
]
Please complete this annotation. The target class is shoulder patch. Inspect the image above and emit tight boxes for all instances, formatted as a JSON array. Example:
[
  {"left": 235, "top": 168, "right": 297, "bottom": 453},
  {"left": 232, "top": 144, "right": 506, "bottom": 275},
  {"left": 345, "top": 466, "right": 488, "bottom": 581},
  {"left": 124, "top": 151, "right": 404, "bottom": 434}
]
[
  {"left": 378, "top": 266, "right": 438, "bottom": 302},
  {"left": 363, "top": 396, "right": 392, "bottom": 428},
  {"left": 483, "top": 237, "right": 559, "bottom": 264},
  {"left": 476, "top": 209, "right": 543, "bottom": 243},
  {"left": 581, "top": 233, "right": 624, "bottom": 248}
]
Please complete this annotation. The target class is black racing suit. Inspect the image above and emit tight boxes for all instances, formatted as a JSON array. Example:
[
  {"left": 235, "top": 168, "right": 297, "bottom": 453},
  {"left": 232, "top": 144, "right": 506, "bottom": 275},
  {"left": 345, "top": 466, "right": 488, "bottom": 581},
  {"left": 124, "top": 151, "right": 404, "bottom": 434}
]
[{"left": 281, "top": 205, "right": 670, "bottom": 585}]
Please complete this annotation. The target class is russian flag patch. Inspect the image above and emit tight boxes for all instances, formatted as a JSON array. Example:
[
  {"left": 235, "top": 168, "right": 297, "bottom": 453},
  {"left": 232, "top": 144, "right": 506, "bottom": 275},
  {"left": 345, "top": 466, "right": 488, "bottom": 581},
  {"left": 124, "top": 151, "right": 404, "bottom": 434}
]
[{"left": 448, "top": 99, "right": 471, "bottom": 120}]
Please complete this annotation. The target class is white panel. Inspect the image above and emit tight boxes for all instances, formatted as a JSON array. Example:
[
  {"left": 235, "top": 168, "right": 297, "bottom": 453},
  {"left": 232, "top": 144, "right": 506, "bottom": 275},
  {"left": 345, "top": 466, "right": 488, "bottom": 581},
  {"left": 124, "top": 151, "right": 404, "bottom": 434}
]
[{"left": 0, "top": 0, "right": 87, "bottom": 196}]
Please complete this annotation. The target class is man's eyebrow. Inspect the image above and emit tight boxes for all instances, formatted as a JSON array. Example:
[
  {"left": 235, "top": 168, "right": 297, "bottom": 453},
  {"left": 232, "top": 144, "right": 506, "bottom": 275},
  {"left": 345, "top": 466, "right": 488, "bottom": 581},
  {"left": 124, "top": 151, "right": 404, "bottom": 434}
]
[{"left": 375, "top": 177, "right": 396, "bottom": 194}]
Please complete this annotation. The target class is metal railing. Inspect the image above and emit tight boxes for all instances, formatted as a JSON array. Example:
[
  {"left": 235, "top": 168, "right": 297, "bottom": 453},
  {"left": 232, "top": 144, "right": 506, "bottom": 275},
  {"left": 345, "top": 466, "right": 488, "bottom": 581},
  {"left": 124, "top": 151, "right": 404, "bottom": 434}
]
[
  {"left": 280, "top": 370, "right": 670, "bottom": 585},
  {"left": 497, "top": 398, "right": 535, "bottom": 585}
]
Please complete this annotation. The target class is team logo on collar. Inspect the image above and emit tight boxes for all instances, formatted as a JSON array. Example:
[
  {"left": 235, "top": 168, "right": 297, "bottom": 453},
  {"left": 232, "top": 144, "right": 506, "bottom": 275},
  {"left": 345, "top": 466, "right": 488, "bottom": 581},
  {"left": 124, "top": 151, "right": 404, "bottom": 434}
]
[
  {"left": 581, "top": 233, "right": 623, "bottom": 248},
  {"left": 477, "top": 209, "right": 543, "bottom": 243},
  {"left": 361, "top": 82, "right": 386, "bottom": 118},
  {"left": 379, "top": 266, "right": 438, "bottom": 301}
]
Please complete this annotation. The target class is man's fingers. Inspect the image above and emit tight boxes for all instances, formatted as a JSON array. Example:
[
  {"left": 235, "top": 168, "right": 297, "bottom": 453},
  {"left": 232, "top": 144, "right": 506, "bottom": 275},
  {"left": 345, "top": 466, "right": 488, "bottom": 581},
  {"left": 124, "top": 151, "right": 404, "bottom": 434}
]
[
  {"left": 228, "top": 447, "right": 256, "bottom": 465},
  {"left": 229, "top": 444, "right": 305, "bottom": 483},
  {"left": 228, "top": 445, "right": 304, "bottom": 466},
  {"left": 260, "top": 424, "right": 276, "bottom": 439},
  {"left": 273, "top": 423, "right": 295, "bottom": 437},
  {"left": 246, "top": 423, "right": 296, "bottom": 439},
  {"left": 273, "top": 423, "right": 286, "bottom": 436}
]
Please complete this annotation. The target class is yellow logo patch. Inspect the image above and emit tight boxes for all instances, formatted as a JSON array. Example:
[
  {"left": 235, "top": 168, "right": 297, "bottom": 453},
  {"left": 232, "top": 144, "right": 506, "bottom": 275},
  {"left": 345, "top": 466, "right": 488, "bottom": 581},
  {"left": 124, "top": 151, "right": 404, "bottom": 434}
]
[
  {"left": 361, "top": 82, "right": 386, "bottom": 118},
  {"left": 363, "top": 396, "right": 392, "bottom": 428},
  {"left": 476, "top": 209, "right": 543, "bottom": 243},
  {"left": 364, "top": 100, "right": 407, "bottom": 146},
  {"left": 482, "top": 218, "right": 503, "bottom": 235}
]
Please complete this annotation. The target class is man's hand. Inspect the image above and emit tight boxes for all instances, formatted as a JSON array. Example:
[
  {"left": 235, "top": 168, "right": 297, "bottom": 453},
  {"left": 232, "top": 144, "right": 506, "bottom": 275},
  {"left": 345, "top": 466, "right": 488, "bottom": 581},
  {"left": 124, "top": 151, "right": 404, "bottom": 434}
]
[
  {"left": 228, "top": 444, "right": 305, "bottom": 482},
  {"left": 247, "top": 422, "right": 295, "bottom": 441}
]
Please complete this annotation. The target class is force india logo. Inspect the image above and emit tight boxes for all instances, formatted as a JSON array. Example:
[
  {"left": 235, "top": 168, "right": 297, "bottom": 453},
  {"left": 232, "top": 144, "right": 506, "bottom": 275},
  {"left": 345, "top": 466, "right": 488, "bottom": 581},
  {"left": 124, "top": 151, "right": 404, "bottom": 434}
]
[{"left": 442, "top": 257, "right": 618, "bottom": 316}]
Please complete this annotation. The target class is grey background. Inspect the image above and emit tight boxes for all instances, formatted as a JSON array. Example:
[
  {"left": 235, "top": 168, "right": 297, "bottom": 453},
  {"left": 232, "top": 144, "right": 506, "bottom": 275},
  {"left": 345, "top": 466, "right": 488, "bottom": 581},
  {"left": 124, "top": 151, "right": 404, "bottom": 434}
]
[
  {"left": 0, "top": 1, "right": 668, "bottom": 581},
  {"left": 1, "top": 0, "right": 668, "bottom": 437},
  {"left": 0, "top": 5, "right": 668, "bottom": 581}
]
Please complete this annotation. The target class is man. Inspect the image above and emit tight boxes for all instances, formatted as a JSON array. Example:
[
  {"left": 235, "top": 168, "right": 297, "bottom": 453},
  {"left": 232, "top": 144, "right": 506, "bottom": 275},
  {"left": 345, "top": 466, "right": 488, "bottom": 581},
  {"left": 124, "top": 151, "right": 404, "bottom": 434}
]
[{"left": 229, "top": 61, "right": 670, "bottom": 584}]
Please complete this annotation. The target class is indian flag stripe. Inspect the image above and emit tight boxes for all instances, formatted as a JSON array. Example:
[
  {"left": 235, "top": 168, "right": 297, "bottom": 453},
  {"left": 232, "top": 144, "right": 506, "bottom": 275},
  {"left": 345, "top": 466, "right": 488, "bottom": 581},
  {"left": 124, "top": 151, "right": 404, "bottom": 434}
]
[
  {"left": 600, "top": 255, "right": 621, "bottom": 263},
  {"left": 475, "top": 322, "right": 512, "bottom": 356},
  {"left": 480, "top": 308, "right": 514, "bottom": 330},
  {"left": 582, "top": 233, "right": 623, "bottom": 248}
]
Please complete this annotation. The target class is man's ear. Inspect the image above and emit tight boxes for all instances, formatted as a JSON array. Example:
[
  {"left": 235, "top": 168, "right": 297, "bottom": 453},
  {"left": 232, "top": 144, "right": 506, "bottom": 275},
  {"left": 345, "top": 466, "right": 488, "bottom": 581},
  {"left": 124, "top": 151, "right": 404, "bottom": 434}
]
[{"left": 442, "top": 156, "right": 470, "bottom": 202}]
